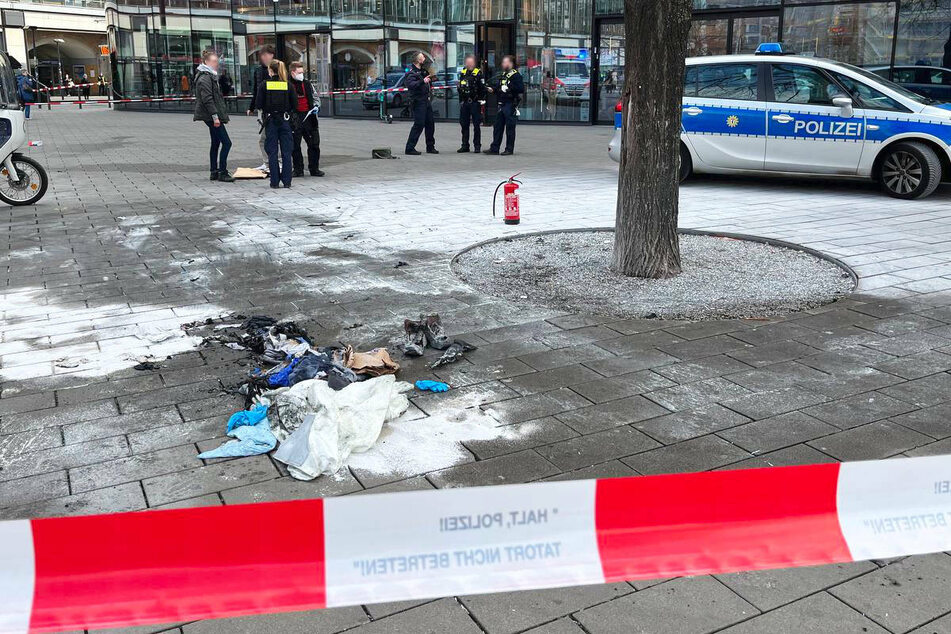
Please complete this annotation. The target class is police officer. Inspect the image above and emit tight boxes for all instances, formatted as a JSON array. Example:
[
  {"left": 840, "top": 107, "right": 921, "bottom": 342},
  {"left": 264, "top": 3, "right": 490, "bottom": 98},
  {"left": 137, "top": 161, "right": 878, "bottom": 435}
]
[
  {"left": 457, "top": 54, "right": 486, "bottom": 153},
  {"left": 252, "top": 60, "right": 296, "bottom": 188},
  {"left": 404, "top": 52, "right": 438, "bottom": 156},
  {"left": 485, "top": 55, "right": 524, "bottom": 156}
]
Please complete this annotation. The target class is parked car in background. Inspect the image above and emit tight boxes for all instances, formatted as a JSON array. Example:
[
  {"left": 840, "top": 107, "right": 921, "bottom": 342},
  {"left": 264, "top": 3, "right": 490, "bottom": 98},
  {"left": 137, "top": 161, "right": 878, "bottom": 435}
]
[
  {"left": 609, "top": 43, "right": 951, "bottom": 200},
  {"left": 361, "top": 72, "right": 408, "bottom": 110},
  {"left": 868, "top": 65, "right": 951, "bottom": 102}
]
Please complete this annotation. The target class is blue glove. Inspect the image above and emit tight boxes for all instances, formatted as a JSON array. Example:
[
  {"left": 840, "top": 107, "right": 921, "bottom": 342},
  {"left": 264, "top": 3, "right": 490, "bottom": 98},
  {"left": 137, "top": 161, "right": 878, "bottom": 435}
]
[{"left": 415, "top": 380, "right": 449, "bottom": 392}]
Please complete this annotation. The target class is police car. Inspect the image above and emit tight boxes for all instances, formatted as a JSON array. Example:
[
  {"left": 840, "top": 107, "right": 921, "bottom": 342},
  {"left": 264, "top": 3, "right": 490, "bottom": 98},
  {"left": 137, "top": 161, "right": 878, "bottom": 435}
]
[{"left": 609, "top": 43, "right": 951, "bottom": 199}]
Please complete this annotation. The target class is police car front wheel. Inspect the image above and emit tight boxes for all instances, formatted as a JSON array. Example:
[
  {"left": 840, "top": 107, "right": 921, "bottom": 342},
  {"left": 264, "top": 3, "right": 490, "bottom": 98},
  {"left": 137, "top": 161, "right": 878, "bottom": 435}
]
[
  {"left": 879, "top": 142, "right": 942, "bottom": 200},
  {"left": 679, "top": 143, "right": 692, "bottom": 183}
]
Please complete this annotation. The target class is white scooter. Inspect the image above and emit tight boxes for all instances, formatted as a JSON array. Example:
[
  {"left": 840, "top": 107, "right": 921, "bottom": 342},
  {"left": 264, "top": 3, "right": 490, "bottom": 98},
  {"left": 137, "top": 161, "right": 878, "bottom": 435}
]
[{"left": 0, "top": 53, "right": 47, "bottom": 206}]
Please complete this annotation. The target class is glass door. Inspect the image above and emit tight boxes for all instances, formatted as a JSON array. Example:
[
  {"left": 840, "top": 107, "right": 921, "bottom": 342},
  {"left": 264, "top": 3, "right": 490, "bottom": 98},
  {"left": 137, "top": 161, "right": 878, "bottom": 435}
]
[
  {"left": 477, "top": 22, "right": 514, "bottom": 122},
  {"left": 594, "top": 18, "right": 624, "bottom": 124}
]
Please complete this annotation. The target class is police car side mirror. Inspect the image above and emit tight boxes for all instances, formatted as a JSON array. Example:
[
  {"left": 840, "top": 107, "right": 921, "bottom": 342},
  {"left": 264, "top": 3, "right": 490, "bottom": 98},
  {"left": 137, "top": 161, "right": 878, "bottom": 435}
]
[{"left": 832, "top": 95, "right": 854, "bottom": 118}]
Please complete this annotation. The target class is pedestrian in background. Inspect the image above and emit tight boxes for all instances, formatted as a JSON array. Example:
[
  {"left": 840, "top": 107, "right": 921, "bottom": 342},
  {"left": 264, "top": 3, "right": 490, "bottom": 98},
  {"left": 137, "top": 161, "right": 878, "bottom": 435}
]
[
  {"left": 485, "top": 55, "right": 524, "bottom": 156},
  {"left": 193, "top": 49, "right": 234, "bottom": 183},
  {"left": 17, "top": 70, "right": 34, "bottom": 119},
  {"left": 404, "top": 51, "right": 437, "bottom": 156},
  {"left": 218, "top": 67, "right": 233, "bottom": 97},
  {"left": 288, "top": 61, "right": 323, "bottom": 177},
  {"left": 97, "top": 74, "right": 105, "bottom": 97},
  {"left": 253, "top": 60, "right": 296, "bottom": 189},
  {"left": 248, "top": 44, "right": 276, "bottom": 172},
  {"left": 81, "top": 71, "right": 90, "bottom": 100},
  {"left": 457, "top": 54, "right": 486, "bottom": 153}
]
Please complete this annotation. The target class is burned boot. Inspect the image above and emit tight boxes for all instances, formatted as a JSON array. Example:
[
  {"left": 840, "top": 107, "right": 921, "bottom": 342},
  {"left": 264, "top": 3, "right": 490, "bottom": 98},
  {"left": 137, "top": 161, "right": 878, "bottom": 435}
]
[
  {"left": 402, "top": 318, "right": 426, "bottom": 357},
  {"left": 430, "top": 340, "right": 477, "bottom": 368},
  {"left": 422, "top": 313, "right": 451, "bottom": 350}
]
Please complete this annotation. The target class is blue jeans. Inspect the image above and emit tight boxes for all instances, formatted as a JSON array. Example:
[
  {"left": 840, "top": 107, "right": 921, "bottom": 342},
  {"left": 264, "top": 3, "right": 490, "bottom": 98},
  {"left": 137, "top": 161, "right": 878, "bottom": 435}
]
[
  {"left": 265, "top": 118, "right": 293, "bottom": 186},
  {"left": 204, "top": 121, "right": 232, "bottom": 172},
  {"left": 23, "top": 104, "right": 30, "bottom": 119}
]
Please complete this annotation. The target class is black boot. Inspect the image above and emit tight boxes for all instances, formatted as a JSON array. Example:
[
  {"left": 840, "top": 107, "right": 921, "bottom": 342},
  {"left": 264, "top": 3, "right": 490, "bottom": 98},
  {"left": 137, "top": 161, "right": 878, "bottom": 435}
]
[
  {"left": 292, "top": 169, "right": 304, "bottom": 177},
  {"left": 457, "top": 146, "right": 470, "bottom": 153},
  {"left": 422, "top": 313, "right": 451, "bottom": 350},
  {"left": 402, "top": 318, "right": 426, "bottom": 357},
  {"left": 209, "top": 171, "right": 219, "bottom": 181},
  {"left": 311, "top": 169, "right": 325, "bottom": 177},
  {"left": 427, "top": 148, "right": 440, "bottom": 154},
  {"left": 218, "top": 170, "right": 235, "bottom": 183}
]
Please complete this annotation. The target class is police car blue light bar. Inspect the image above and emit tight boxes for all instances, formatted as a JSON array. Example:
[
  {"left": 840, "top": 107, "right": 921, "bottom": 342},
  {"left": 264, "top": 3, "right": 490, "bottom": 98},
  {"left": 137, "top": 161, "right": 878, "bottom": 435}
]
[{"left": 754, "top": 42, "right": 784, "bottom": 55}]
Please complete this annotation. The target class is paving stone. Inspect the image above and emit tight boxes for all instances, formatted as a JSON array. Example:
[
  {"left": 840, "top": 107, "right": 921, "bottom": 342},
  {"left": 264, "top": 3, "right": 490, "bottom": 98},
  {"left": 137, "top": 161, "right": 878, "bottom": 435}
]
[
  {"left": 464, "top": 338, "right": 551, "bottom": 363},
  {"left": 0, "top": 426, "right": 62, "bottom": 459},
  {"left": 803, "top": 368, "right": 905, "bottom": 399},
  {"left": 716, "top": 592, "right": 888, "bottom": 634},
  {"left": 798, "top": 348, "right": 897, "bottom": 375},
  {"left": 716, "top": 561, "right": 878, "bottom": 612},
  {"left": 866, "top": 331, "right": 951, "bottom": 356},
  {"left": 830, "top": 555, "right": 951, "bottom": 634},
  {"left": 411, "top": 380, "right": 520, "bottom": 413},
  {"left": 0, "top": 482, "right": 147, "bottom": 520},
  {"left": 569, "top": 370, "right": 675, "bottom": 404},
  {"left": 603, "top": 318, "right": 670, "bottom": 336},
  {"left": 0, "top": 398, "right": 119, "bottom": 434},
  {"left": 623, "top": 435, "right": 751, "bottom": 475},
  {"left": 523, "top": 618, "right": 586, "bottom": 634},
  {"left": 644, "top": 377, "right": 751, "bottom": 412},
  {"left": 477, "top": 320, "right": 563, "bottom": 344},
  {"left": 433, "top": 358, "right": 537, "bottom": 387},
  {"left": 555, "top": 395, "right": 671, "bottom": 434},
  {"left": 653, "top": 355, "right": 752, "bottom": 385},
  {"left": 721, "top": 387, "right": 829, "bottom": 420},
  {"left": 0, "top": 390, "right": 55, "bottom": 416},
  {"left": 541, "top": 459, "right": 638, "bottom": 482},
  {"left": 727, "top": 340, "right": 818, "bottom": 368},
  {"left": 56, "top": 375, "right": 165, "bottom": 406},
  {"left": 518, "top": 344, "right": 618, "bottom": 372},
  {"left": 582, "top": 350, "right": 679, "bottom": 377},
  {"left": 718, "top": 443, "right": 838, "bottom": 471},
  {"left": 351, "top": 597, "right": 482, "bottom": 633},
  {"left": 536, "top": 426, "right": 660, "bottom": 471},
  {"left": 0, "top": 434, "right": 130, "bottom": 482},
  {"left": 70, "top": 444, "right": 199, "bottom": 493},
  {"left": 461, "top": 583, "right": 632, "bottom": 634},
  {"left": 464, "top": 417, "right": 579, "bottom": 459},
  {"left": 355, "top": 475, "right": 436, "bottom": 495},
  {"left": 63, "top": 407, "right": 183, "bottom": 444},
  {"left": 142, "top": 455, "right": 280, "bottom": 506},
  {"left": 596, "top": 330, "right": 687, "bottom": 356},
  {"left": 662, "top": 320, "right": 745, "bottom": 341},
  {"left": 219, "top": 472, "right": 363, "bottom": 504},
  {"left": 181, "top": 606, "right": 369, "bottom": 634},
  {"left": 483, "top": 388, "right": 592, "bottom": 425},
  {"left": 115, "top": 379, "right": 223, "bottom": 413},
  {"left": 804, "top": 391, "right": 917, "bottom": 429},
  {"left": 716, "top": 411, "right": 837, "bottom": 454},
  {"left": 889, "top": 402, "right": 951, "bottom": 439},
  {"left": 501, "top": 364, "right": 603, "bottom": 396},
  {"left": 177, "top": 394, "right": 243, "bottom": 422},
  {"left": 880, "top": 373, "right": 951, "bottom": 407},
  {"left": 807, "top": 420, "right": 932, "bottom": 460},
  {"left": 0, "top": 470, "right": 68, "bottom": 508},
  {"left": 634, "top": 404, "right": 751, "bottom": 444},
  {"left": 154, "top": 494, "right": 222, "bottom": 510},
  {"left": 656, "top": 334, "right": 750, "bottom": 361},
  {"left": 725, "top": 361, "right": 831, "bottom": 392},
  {"left": 427, "top": 449, "right": 560, "bottom": 488},
  {"left": 535, "top": 325, "right": 622, "bottom": 349},
  {"left": 127, "top": 416, "right": 223, "bottom": 454},
  {"left": 730, "top": 321, "right": 817, "bottom": 346},
  {"left": 574, "top": 576, "right": 758, "bottom": 634},
  {"left": 873, "top": 350, "right": 951, "bottom": 380}
]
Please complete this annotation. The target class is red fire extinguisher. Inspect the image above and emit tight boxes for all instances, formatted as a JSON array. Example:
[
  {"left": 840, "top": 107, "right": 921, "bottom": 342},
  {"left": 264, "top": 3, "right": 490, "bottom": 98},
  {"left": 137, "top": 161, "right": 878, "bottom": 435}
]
[{"left": 492, "top": 172, "right": 522, "bottom": 225}]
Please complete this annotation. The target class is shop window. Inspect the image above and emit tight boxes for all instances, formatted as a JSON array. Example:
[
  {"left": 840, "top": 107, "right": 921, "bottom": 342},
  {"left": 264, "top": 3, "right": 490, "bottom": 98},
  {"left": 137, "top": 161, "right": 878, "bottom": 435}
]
[{"left": 782, "top": 3, "right": 895, "bottom": 67}]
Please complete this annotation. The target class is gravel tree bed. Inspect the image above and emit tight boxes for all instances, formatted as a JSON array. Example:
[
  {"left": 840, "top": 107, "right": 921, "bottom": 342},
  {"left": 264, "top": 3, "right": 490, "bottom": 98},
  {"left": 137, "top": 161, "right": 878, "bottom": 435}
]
[{"left": 452, "top": 231, "right": 854, "bottom": 321}]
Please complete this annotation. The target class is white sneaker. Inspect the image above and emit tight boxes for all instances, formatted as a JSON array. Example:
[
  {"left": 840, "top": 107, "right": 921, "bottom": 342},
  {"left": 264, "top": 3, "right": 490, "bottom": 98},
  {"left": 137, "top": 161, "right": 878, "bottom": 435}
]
[{"left": 255, "top": 163, "right": 268, "bottom": 171}]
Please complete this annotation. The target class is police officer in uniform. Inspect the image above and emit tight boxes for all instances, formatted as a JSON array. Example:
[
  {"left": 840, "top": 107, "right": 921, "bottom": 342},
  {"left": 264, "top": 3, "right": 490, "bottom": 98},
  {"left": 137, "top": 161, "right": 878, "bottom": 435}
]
[
  {"left": 252, "top": 60, "right": 297, "bottom": 188},
  {"left": 404, "top": 52, "right": 438, "bottom": 156},
  {"left": 485, "top": 55, "right": 524, "bottom": 156},
  {"left": 457, "top": 54, "right": 486, "bottom": 153}
]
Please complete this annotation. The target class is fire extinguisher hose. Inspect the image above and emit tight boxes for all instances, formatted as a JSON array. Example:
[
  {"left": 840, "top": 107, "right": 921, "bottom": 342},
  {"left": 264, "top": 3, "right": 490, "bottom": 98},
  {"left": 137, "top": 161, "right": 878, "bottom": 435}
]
[{"left": 492, "top": 179, "right": 507, "bottom": 218}]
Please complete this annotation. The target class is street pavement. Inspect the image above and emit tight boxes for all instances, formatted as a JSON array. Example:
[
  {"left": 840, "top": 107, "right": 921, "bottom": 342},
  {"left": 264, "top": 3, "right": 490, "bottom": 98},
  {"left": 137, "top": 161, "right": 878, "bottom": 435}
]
[{"left": 5, "top": 106, "right": 951, "bottom": 633}]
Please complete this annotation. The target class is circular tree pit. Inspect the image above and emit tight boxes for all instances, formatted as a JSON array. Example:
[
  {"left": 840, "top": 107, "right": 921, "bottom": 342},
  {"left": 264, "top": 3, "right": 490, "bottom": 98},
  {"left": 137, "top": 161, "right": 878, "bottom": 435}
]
[{"left": 452, "top": 230, "right": 855, "bottom": 321}]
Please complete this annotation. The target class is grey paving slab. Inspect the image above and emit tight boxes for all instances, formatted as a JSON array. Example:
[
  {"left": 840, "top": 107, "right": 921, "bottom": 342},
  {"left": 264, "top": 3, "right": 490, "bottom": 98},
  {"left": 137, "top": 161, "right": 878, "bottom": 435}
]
[
  {"left": 554, "top": 395, "right": 671, "bottom": 434},
  {"left": 483, "top": 387, "right": 593, "bottom": 425},
  {"left": 141, "top": 455, "right": 281, "bottom": 506},
  {"left": 633, "top": 403, "right": 751, "bottom": 444},
  {"left": 181, "top": 606, "right": 369, "bottom": 633},
  {"left": 808, "top": 420, "right": 933, "bottom": 460},
  {"left": 536, "top": 426, "right": 660, "bottom": 471},
  {"left": 622, "top": 434, "right": 751, "bottom": 475},
  {"left": 574, "top": 577, "right": 758, "bottom": 634},
  {"left": 716, "top": 592, "right": 889, "bottom": 634},
  {"left": 804, "top": 391, "right": 918, "bottom": 429},
  {"left": 348, "top": 598, "right": 482, "bottom": 633},
  {"left": 716, "top": 411, "right": 837, "bottom": 454},
  {"left": 427, "top": 449, "right": 560, "bottom": 487},
  {"left": 831, "top": 555, "right": 951, "bottom": 634},
  {"left": 716, "top": 561, "right": 878, "bottom": 611},
  {"left": 721, "top": 386, "right": 830, "bottom": 420}
]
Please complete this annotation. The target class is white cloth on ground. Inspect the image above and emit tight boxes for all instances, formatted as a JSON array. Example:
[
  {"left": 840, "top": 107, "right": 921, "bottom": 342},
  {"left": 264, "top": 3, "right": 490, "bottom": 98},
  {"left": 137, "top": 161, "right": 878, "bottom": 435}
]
[{"left": 273, "top": 375, "right": 412, "bottom": 479}]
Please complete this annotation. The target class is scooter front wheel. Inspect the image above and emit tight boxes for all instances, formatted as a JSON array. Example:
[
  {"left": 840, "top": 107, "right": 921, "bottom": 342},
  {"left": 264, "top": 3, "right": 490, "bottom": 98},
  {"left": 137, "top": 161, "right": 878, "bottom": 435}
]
[{"left": 0, "top": 154, "right": 48, "bottom": 206}]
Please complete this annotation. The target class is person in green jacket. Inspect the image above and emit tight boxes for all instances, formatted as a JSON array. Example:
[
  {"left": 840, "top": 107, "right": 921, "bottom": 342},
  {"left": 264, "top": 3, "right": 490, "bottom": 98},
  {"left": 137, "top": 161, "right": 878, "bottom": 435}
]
[{"left": 193, "top": 49, "right": 234, "bottom": 182}]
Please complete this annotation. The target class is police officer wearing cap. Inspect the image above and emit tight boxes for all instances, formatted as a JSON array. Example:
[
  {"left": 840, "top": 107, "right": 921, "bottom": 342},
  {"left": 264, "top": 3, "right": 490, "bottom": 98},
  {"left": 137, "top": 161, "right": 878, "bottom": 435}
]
[
  {"left": 404, "top": 52, "right": 438, "bottom": 156},
  {"left": 457, "top": 54, "right": 486, "bottom": 153},
  {"left": 485, "top": 55, "right": 524, "bottom": 156}
]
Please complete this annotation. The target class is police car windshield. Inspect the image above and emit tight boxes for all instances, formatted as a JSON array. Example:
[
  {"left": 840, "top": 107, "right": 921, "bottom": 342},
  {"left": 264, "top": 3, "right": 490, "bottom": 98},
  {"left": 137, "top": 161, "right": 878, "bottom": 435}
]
[{"left": 827, "top": 61, "right": 936, "bottom": 104}]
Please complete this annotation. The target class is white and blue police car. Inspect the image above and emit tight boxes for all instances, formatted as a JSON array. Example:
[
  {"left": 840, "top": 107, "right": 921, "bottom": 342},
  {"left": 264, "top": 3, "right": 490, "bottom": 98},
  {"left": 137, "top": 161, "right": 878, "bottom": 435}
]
[{"left": 608, "top": 43, "right": 951, "bottom": 199}]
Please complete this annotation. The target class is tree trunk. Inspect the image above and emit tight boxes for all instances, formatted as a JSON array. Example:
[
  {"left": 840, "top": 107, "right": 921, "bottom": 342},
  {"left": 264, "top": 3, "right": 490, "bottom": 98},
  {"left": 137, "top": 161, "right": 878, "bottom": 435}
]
[{"left": 612, "top": 0, "right": 693, "bottom": 278}]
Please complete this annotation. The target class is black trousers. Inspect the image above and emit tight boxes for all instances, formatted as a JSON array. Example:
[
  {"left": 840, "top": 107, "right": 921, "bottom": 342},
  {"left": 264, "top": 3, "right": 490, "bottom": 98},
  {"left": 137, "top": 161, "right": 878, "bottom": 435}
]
[
  {"left": 460, "top": 100, "right": 482, "bottom": 149},
  {"left": 292, "top": 115, "right": 321, "bottom": 174},
  {"left": 490, "top": 101, "right": 517, "bottom": 152},
  {"left": 405, "top": 99, "right": 435, "bottom": 151}
]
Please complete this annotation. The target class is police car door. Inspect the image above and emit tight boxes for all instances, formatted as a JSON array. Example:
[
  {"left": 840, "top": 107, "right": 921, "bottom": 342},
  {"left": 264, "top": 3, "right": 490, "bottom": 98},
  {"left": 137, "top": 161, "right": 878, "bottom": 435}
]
[
  {"left": 765, "top": 62, "right": 865, "bottom": 174},
  {"left": 682, "top": 62, "right": 766, "bottom": 170}
]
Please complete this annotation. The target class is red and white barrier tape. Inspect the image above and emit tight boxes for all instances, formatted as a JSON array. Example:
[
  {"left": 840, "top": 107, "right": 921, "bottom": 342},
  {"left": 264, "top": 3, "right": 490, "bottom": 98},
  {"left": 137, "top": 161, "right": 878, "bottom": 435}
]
[
  {"left": 5, "top": 455, "right": 946, "bottom": 633},
  {"left": 36, "top": 81, "right": 106, "bottom": 93}
]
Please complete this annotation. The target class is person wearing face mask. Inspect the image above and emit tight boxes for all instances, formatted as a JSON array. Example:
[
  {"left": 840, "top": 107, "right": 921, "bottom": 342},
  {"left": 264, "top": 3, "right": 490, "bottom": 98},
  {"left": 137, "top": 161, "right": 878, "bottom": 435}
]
[{"left": 288, "top": 61, "right": 323, "bottom": 177}]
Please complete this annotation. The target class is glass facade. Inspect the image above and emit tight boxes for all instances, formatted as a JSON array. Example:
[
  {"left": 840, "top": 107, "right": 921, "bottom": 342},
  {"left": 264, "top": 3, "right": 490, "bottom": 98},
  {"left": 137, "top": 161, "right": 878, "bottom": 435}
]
[{"left": 106, "top": 0, "right": 951, "bottom": 121}]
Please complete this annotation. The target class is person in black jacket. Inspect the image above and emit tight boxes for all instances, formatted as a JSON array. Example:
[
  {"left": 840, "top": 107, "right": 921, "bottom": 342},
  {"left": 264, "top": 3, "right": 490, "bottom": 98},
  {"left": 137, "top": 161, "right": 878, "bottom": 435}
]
[
  {"left": 457, "top": 54, "right": 486, "bottom": 153},
  {"left": 247, "top": 44, "right": 275, "bottom": 172},
  {"left": 193, "top": 50, "right": 234, "bottom": 182},
  {"left": 485, "top": 55, "right": 525, "bottom": 156},
  {"left": 404, "top": 52, "right": 438, "bottom": 156},
  {"left": 288, "top": 61, "right": 323, "bottom": 177},
  {"left": 252, "top": 60, "right": 296, "bottom": 188}
]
